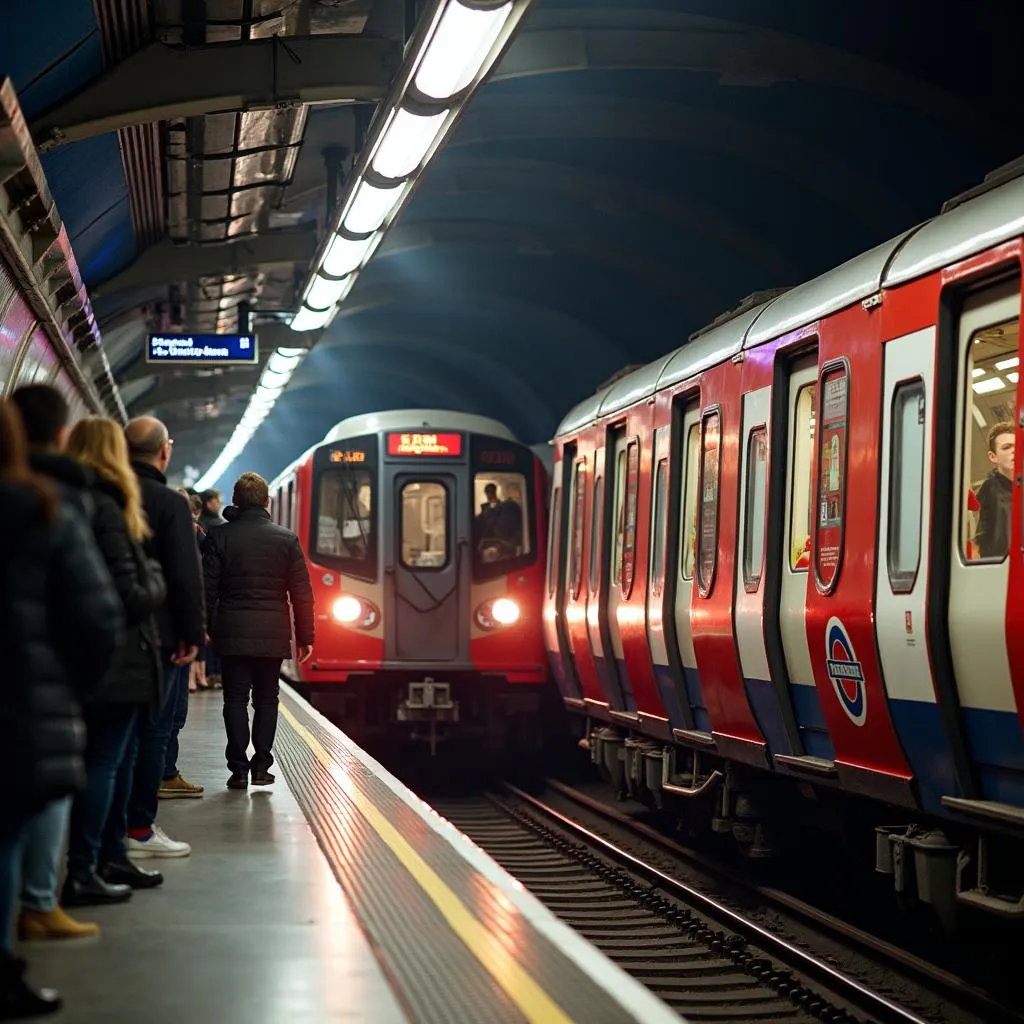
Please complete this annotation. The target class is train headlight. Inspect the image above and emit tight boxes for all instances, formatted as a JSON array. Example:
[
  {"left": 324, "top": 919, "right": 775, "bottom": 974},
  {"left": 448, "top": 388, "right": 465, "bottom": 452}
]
[
  {"left": 491, "top": 597, "right": 520, "bottom": 625},
  {"left": 474, "top": 597, "right": 520, "bottom": 630},
  {"left": 332, "top": 595, "right": 380, "bottom": 630}
]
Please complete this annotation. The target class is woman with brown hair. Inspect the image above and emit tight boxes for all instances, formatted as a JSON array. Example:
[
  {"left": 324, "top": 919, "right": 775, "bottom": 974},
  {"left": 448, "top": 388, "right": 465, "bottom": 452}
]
[
  {"left": 0, "top": 400, "right": 121, "bottom": 1017},
  {"left": 62, "top": 417, "right": 168, "bottom": 904}
]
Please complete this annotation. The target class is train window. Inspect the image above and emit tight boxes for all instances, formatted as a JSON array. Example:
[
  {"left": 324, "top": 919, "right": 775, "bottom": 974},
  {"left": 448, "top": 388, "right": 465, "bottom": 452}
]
[
  {"left": 888, "top": 380, "right": 925, "bottom": 592},
  {"left": 547, "top": 486, "right": 561, "bottom": 598},
  {"left": 473, "top": 471, "right": 529, "bottom": 568},
  {"left": 589, "top": 474, "right": 603, "bottom": 594},
  {"left": 315, "top": 468, "right": 373, "bottom": 565},
  {"left": 570, "top": 460, "right": 586, "bottom": 599},
  {"left": 962, "top": 316, "right": 1019, "bottom": 562},
  {"left": 789, "top": 383, "right": 816, "bottom": 571},
  {"left": 680, "top": 423, "right": 699, "bottom": 581},
  {"left": 400, "top": 481, "right": 448, "bottom": 569},
  {"left": 696, "top": 411, "right": 721, "bottom": 594},
  {"left": 650, "top": 459, "right": 668, "bottom": 597},
  {"left": 286, "top": 480, "right": 294, "bottom": 531},
  {"left": 743, "top": 428, "right": 768, "bottom": 590},
  {"left": 612, "top": 446, "right": 627, "bottom": 586},
  {"left": 814, "top": 363, "right": 849, "bottom": 592}
]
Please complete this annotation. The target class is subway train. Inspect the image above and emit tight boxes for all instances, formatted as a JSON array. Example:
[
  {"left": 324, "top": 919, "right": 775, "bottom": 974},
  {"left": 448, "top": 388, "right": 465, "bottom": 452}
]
[
  {"left": 270, "top": 410, "right": 549, "bottom": 754},
  {"left": 544, "top": 160, "right": 1024, "bottom": 928}
]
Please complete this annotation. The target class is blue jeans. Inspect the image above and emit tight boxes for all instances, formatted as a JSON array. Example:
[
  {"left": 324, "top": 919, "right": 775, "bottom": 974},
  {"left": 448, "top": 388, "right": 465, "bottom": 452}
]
[
  {"left": 20, "top": 798, "right": 71, "bottom": 912},
  {"left": 68, "top": 704, "right": 139, "bottom": 875},
  {"left": 162, "top": 664, "right": 190, "bottom": 781},
  {"left": 127, "top": 661, "right": 187, "bottom": 836},
  {"left": 0, "top": 816, "right": 25, "bottom": 954}
]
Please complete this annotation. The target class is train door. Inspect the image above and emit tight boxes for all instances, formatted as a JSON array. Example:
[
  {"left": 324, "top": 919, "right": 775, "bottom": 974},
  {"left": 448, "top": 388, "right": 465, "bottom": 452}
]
[
  {"left": 390, "top": 472, "right": 460, "bottom": 661},
  {"left": 945, "top": 280, "right": 1024, "bottom": 806},
  {"left": 584, "top": 442, "right": 617, "bottom": 709},
  {"left": 645, "top": 425, "right": 685, "bottom": 724},
  {"left": 777, "top": 355, "right": 835, "bottom": 760},
  {"left": 604, "top": 428, "right": 636, "bottom": 711},
  {"left": 556, "top": 445, "right": 585, "bottom": 700},
  {"left": 874, "top": 327, "right": 955, "bottom": 813},
  {"left": 672, "top": 401, "right": 712, "bottom": 734},
  {"left": 733, "top": 387, "right": 788, "bottom": 751}
]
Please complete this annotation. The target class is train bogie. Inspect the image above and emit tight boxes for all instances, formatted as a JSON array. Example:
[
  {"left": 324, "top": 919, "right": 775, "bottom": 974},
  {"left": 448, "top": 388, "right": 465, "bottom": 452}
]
[
  {"left": 271, "top": 410, "right": 548, "bottom": 755},
  {"left": 546, "top": 162, "right": 1024, "bottom": 928}
]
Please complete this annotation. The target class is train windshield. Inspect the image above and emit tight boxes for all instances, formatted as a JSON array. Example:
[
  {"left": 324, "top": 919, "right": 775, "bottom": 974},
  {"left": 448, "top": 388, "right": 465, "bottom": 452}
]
[
  {"left": 312, "top": 436, "right": 379, "bottom": 580},
  {"left": 471, "top": 436, "right": 536, "bottom": 580}
]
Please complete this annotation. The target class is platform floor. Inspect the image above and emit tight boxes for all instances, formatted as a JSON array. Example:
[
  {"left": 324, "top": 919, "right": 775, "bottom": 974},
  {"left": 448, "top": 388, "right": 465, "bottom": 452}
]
[
  {"left": 22, "top": 685, "right": 678, "bottom": 1024},
  {"left": 22, "top": 692, "right": 409, "bottom": 1024}
]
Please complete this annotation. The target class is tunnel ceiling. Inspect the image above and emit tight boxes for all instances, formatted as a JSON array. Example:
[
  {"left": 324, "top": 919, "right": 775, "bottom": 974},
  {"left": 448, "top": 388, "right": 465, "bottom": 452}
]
[{"left": 4, "top": 0, "right": 1023, "bottom": 488}]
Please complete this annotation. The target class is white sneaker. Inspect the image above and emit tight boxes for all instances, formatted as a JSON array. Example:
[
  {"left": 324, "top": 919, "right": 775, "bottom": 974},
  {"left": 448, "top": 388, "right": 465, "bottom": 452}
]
[{"left": 126, "top": 825, "right": 191, "bottom": 859}]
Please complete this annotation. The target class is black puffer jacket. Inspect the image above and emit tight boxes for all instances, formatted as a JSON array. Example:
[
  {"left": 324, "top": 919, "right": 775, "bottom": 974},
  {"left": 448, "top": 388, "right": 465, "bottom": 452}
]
[
  {"left": 88, "top": 475, "right": 167, "bottom": 705},
  {"left": 0, "top": 481, "right": 122, "bottom": 814},
  {"left": 203, "top": 505, "right": 315, "bottom": 658},
  {"left": 29, "top": 450, "right": 96, "bottom": 520},
  {"left": 132, "top": 461, "right": 205, "bottom": 651}
]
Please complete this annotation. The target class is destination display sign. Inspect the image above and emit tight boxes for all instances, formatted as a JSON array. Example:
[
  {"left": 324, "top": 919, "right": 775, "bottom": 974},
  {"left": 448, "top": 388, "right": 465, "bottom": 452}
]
[
  {"left": 146, "top": 333, "right": 258, "bottom": 365},
  {"left": 387, "top": 431, "right": 462, "bottom": 457}
]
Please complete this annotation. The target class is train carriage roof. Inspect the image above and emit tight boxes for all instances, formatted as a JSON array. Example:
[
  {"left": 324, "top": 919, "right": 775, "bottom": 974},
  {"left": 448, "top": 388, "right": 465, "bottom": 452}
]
[
  {"left": 323, "top": 409, "right": 517, "bottom": 444},
  {"left": 554, "top": 161, "right": 1024, "bottom": 443}
]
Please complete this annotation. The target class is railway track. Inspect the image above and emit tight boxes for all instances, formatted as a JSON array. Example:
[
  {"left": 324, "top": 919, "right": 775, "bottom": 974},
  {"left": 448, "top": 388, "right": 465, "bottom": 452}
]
[{"left": 430, "top": 784, "right": 1018, "bottom": 1024}]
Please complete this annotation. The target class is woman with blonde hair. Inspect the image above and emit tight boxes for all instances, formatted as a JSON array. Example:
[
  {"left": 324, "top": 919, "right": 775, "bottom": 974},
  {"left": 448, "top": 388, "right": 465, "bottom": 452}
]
[{"left": 61, "top": 417, "right": 168, "bottom": 904}]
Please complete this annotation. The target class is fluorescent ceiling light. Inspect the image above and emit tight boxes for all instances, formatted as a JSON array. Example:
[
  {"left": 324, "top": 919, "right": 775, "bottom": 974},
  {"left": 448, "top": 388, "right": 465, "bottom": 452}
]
[
  {"left": 996, "top": 356, "right": 1020, "bottom": 370},
  {"left": 371, "top": 107, "right": 450, "bottom": 180},
  {"left": 343, "top": 180, "right": 405, "bottom": 236},
  {"left": 290, "top": 305, "right": 332, "bottom": 332},
  {"left": 973, "top": 377, "right": 1005, "bottom": 394},
  {"left": 414, "top": 0, "right": 512, "bottom": 101},
  {"left": 307, "top": 273, "right": 355, "bottom": 311},
  {"left": 1007, "top": 371, "right": 1020, "bottom": 383},
  {"left": 321, "top": 234, "right": 376, "bottom": 278},
  {"left": 972, "top": 367, "right": 986, "bottom": 378},
  {"left": 972, "top": 405, "right": 987, "bottom": 429}
]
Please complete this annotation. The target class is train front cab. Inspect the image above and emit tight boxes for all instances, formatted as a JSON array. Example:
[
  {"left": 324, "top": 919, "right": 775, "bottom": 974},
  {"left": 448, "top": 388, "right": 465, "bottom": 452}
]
[
  {"left": 283, "top": 425, "right": 548, "bottom": 753},
  {"left": 546, "top": 177, "right": 1024, "bottom": 925}
]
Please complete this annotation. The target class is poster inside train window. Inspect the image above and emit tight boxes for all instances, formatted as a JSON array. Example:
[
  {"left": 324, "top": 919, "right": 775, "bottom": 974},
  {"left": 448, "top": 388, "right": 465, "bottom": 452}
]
[
  {"left": 815, "top": 363, "right": 849, "bottom": 592},
  {"left": 620, "top": 441, "right": 640, "bottom": 599}
]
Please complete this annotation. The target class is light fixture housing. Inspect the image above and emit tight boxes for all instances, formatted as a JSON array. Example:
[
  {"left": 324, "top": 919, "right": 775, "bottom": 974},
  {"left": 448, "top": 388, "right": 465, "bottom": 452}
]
[{"left": 196, "top": 0, "right": 533, "bottom": 490}]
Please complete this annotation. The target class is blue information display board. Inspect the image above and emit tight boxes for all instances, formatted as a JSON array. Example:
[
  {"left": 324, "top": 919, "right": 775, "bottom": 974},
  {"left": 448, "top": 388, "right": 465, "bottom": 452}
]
[{"left": 146, "top": 334, "right": 258, "bottom": 365}]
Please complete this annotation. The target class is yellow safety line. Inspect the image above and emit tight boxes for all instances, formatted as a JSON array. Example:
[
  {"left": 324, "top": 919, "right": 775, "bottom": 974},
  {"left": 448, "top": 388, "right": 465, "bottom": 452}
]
[{"left": 280, "top": 703, "right": 576, "bottom": 1024}]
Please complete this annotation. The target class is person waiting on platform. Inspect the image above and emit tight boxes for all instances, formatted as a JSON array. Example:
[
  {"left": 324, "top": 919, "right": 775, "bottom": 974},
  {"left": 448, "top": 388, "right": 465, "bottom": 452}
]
[
  {"left": 0, "top": 400, "right": 121, "bottom": 1017},
  {"left": 974, "top": 420, "right": 1014, "bottom": 559},
  {"left": 202, "top": 472, "right": 315, "bottom": 790},
  {"left": 63, "top": 417, "right": 168, "bottom": 902}
]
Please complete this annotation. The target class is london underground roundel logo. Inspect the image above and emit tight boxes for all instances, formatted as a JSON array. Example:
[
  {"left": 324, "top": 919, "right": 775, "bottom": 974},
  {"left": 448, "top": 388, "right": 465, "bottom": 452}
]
[{"left": 824, "top": 616, "right": 866, "bottom": 726}]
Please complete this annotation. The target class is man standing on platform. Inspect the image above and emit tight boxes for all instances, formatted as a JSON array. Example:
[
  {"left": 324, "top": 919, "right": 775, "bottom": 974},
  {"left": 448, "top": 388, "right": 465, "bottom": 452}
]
[
  {"left": 202, "top": 472, "right": 314, "bottom": 789},
  {"left": 122, "top": 417, "right": 205, "bottom": 859}
]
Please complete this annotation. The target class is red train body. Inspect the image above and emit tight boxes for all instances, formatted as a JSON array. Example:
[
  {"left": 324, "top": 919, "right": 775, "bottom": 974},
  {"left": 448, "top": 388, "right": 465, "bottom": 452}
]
[
  {"left": 545, "top": 164, "right": 1024, "bottom": 927},
  {"left": 271, "top": 410, "right": 548, "bottom": 753}
]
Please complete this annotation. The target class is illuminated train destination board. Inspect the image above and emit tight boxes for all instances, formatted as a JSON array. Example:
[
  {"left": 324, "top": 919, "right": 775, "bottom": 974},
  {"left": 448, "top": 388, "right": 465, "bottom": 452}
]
[
  {"left": 387, "top": 432, "right": 463, "bottom": 457},
  {"left": 146, "top": 333, "right": 258, "bottom": 365}
]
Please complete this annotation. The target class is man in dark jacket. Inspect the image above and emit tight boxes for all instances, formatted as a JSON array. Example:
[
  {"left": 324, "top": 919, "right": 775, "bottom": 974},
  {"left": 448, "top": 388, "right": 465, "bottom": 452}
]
[
  {"left": 974, "top": 420, "right": 1014, "bottom": 559},
  {"left": 121, "top": 417, "right": 205, "bottom": 858},
  {"left": 203, "top": 472, "right": 314, "bottom": 789}
]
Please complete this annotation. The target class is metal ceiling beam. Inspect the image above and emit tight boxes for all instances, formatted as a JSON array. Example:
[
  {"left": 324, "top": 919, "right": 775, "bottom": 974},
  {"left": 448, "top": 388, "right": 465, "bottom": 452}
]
[
  {"left": 92, "top": 228, "right": 319, "bottom": 297},
  {"left": 30, "top": 35, "right": 402, "bottom": 150}
]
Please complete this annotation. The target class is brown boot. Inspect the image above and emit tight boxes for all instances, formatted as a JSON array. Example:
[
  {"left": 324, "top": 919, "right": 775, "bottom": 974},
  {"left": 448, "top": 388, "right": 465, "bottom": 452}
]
[{"left": 18, "top": 907, "right": 99, "bottom": 941}]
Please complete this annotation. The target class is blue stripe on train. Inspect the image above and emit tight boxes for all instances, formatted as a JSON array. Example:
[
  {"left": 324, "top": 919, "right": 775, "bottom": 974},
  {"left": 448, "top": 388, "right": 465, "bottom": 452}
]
[{"left": 890, "top": 699, "right": 1024, "bottom": 813}]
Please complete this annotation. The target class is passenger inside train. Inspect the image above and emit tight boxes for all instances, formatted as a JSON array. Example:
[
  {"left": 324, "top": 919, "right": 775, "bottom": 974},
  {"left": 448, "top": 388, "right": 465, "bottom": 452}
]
[
  {"left": 964, "top": 316, "right": 1019, "bottom": 560},
  {"left": 474, "top": 478, "right": 527, "bottom": 564}
]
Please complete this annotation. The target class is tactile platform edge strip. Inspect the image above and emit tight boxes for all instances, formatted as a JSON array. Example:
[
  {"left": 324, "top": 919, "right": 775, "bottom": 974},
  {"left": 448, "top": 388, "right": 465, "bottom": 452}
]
[{"left": 276, "top": 690, "right": 648, "bottom": 1024}]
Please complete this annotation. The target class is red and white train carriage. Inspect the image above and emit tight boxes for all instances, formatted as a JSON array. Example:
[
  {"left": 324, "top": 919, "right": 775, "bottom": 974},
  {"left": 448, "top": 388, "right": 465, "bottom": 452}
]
[
  {"left": 270, "top": 409, "right": 549, "bottom": 753},
  {"left": 545, "top": 162, "right": 1024, "bottom": 926}
]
